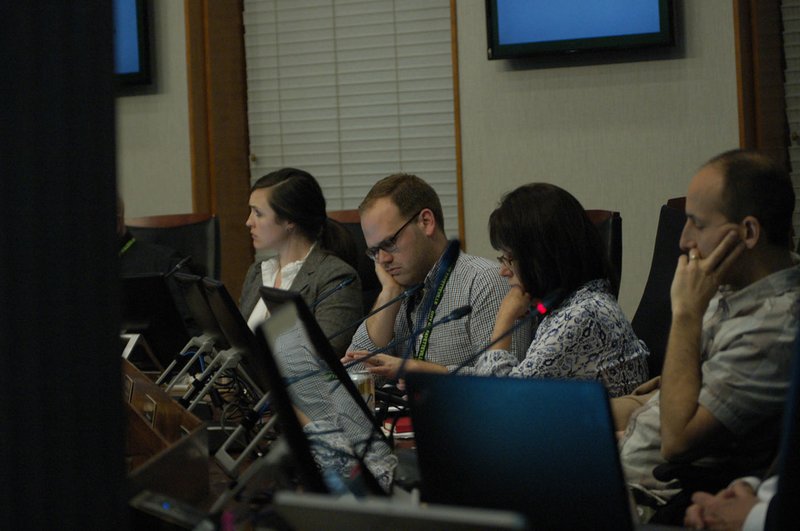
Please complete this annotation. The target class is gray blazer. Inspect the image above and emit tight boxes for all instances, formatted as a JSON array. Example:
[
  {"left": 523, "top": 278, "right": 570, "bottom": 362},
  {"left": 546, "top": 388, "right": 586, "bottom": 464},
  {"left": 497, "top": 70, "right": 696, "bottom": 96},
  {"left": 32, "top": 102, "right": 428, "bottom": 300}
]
[{"left": 239, "top": 246, "right": 363, "bottom": 356}]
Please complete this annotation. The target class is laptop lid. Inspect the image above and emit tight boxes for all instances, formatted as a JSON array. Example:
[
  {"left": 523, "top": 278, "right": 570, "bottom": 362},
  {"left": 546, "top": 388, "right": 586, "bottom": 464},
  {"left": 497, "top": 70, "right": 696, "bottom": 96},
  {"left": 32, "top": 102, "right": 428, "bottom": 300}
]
[
  {"left": 406, "top": 373, "right": 635, "bottom": 531},
  {"left": 273, "top": 491, "right": 528, "bottom": 531},
  {"left": 255, "top": 290, "right": 390, "bottom": 496}
]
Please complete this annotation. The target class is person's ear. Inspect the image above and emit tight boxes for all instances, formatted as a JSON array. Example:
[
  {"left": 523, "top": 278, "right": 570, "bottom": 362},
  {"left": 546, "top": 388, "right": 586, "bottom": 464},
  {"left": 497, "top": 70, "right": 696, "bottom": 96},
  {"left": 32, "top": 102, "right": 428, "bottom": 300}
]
[
  {"left": 739, "top": 216, "right": 760, "bottom": 249},
  {"left": 419, "top": 208, "right": 436, "bottom": 237}
]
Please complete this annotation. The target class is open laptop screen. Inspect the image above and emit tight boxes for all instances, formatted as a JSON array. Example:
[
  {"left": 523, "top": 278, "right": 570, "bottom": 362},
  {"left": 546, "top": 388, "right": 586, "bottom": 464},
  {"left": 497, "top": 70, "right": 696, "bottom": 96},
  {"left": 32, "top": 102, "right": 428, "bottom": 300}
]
[{"left": 256, "top": 291, "right": 392, "bottom": 495}]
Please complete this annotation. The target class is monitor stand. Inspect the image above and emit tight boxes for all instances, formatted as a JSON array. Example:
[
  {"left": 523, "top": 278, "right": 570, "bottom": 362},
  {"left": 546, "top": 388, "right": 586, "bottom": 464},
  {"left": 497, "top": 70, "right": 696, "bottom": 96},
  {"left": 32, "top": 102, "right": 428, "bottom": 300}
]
[
  {"left": 179, "top": 347, "right": 263, "bottom": 412},
  {"left": 155, "top": 334, "right": 219, "bottom": 390},
  {"left": 214, "top": 391, "right": 277, "bottom": 477}
]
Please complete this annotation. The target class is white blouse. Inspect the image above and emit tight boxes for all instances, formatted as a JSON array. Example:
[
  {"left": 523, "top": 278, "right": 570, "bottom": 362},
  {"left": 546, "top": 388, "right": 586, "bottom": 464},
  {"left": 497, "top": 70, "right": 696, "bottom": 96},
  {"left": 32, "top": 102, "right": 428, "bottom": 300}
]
[{"left": 246, "top": 245, "right": 315, "bottom": 331}]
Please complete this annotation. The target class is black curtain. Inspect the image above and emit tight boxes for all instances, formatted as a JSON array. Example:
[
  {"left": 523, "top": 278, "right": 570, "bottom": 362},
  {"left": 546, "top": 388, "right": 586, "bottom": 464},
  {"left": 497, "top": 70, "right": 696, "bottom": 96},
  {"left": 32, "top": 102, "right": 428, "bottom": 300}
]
[{"left": 0, "top": 2, "right": 125, "bottom": 528}]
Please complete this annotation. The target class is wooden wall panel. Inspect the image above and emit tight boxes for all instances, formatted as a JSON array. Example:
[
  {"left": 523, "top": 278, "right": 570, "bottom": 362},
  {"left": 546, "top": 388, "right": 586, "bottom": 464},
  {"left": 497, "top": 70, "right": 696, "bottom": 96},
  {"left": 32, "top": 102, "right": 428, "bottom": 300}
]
[{"left": 185, "top": 0, "right": 253, "bottom": 299}]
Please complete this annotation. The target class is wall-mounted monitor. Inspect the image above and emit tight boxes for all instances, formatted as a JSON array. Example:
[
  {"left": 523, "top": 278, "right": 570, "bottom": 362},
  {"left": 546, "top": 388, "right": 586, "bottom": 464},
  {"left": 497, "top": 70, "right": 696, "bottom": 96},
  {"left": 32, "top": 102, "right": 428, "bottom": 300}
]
[
  {"left": 486, "top": 0, "right": 674, "bottom": 60},
  {"left": 114, "top": 0, "right": 152, "bottom": 90}
]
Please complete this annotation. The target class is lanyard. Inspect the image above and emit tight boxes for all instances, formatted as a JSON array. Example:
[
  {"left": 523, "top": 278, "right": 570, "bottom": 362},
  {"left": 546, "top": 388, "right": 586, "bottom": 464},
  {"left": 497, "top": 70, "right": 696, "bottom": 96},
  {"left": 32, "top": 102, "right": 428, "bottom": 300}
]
[
  {"left": 413, "top": 262, "right": 454, "bottom": 360},
  {"left": 119, "top": 237, "right": 136, "bottom": 256}
]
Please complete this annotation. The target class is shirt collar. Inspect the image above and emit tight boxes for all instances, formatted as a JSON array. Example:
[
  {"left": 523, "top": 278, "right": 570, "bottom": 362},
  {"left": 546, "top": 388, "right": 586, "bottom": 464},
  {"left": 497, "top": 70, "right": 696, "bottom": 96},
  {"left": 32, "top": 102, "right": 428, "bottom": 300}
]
[
  {"left": 421, "top": 240, "right": 460, "bottom": 291},
  {"left": 717, "top": 263, "right": 800, "bottom": 317}
]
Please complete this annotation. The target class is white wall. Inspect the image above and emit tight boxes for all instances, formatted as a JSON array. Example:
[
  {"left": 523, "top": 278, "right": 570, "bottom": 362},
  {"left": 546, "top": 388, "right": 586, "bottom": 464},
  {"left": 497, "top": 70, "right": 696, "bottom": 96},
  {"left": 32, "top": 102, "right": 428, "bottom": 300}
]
[
  {"left": 456, "top": 0, "right": 740, "bottom": 315},
  {"left": 114, "top": 1, "right": 741, "bottom": 316},
  {"left": 115, "top": 0, "right": 192, "bottom": 218}
]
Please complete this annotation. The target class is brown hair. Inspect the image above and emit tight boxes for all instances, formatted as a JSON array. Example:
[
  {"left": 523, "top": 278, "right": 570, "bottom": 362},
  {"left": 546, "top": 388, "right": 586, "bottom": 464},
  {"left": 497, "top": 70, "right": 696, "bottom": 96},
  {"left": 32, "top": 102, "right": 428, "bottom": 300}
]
[
  {"left": 359, "top": 173, "right": 445, "bottom": 233},
  {"left": 706, "top": 150, "right": 795, "bottom": 248}
]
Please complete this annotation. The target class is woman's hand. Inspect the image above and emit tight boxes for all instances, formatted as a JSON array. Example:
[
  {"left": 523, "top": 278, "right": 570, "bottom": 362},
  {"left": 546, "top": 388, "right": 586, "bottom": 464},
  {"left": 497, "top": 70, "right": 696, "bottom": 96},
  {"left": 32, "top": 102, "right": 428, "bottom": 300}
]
[
  {"left": 489, "top": 285, "right": 532, "bottom": 351},
  {"left": 498, "top": 284, "right": 533, "bottom": 323}
]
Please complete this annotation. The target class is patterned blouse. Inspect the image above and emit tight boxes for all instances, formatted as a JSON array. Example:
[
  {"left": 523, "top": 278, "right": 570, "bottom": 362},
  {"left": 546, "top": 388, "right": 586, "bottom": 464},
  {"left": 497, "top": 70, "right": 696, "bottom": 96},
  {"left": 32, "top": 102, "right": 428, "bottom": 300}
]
[{"left": 475, "top": 279, "right": 649, "bottom": 397}]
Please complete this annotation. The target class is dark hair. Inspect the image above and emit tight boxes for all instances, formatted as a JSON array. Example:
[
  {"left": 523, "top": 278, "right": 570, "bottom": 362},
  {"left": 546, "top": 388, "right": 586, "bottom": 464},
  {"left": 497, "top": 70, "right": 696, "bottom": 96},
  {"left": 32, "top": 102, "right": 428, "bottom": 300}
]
[
  {"left": 706, "top": 149, "right": 795, "bottom": 248},
  {"left": 359, "top": 173, "right": 445, "bottom": 233},
  {"left": 252, "top": 168, "right": 357, "bottom": 268},
  {"left": 489, "top": 183, "right": 613, "bottom": 298}
]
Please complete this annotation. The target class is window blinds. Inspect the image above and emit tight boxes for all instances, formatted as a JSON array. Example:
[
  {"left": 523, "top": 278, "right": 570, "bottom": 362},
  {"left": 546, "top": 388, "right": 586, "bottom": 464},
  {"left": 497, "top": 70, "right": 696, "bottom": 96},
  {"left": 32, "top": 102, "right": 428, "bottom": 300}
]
[
  {"left": 242, "top": 0, "right": 460, "bottom": 236},
  {"left": 782, "top": 0, "right": 800, "bottom": 247}
]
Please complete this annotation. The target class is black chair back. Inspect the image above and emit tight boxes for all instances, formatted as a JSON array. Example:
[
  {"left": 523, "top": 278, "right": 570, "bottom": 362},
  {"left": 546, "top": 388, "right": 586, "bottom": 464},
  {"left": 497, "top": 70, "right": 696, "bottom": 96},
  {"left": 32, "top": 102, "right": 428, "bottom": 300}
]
[
  {"left": 770, "top": 330, "right": 800, "bottom": 528},
  {"left": 328, "top": 210, "right": 380, "bottom": 312},
  {"left": 127, "top": 214, "right": 221, "bottom": 279},
  {"left": 586, "top": 210, "right": 622, "bottom": 298},
  {"left": 631, "top": 204, "right": 685, "bottom": 377}
]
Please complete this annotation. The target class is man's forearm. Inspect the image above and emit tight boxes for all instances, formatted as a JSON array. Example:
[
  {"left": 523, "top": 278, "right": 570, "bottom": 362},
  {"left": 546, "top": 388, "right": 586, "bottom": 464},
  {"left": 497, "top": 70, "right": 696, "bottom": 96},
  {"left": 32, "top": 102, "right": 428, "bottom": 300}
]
[
  {"left": 660, "top": 311, "right": 704, "bottom": 459},
  {"left": 364, "top": 288, "right": 403, "bottom": 348}
]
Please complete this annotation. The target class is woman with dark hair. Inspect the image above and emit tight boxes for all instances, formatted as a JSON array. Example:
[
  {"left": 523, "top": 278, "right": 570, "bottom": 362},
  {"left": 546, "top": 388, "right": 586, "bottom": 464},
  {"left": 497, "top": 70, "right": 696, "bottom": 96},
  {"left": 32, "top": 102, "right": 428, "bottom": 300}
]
[
  {"left": 475, "top": 183, "right": 648, "bottom": 397},
  {"left": 240, "top": 167, "right": 362, "bottom": 355}
]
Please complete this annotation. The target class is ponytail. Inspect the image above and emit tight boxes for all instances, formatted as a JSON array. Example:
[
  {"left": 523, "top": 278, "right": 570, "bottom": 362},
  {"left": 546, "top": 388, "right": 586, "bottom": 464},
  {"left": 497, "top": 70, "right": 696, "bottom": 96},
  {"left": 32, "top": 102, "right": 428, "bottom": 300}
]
[{"left": 320, "top": 218, "right": 359, "bottom": 271}]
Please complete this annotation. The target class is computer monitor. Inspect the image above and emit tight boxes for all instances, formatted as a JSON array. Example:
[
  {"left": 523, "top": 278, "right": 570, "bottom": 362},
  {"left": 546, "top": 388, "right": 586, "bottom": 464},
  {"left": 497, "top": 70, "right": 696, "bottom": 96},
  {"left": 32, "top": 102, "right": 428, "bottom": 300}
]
[
  {"left": 172, "top": 273, "right": 228, "bottom": 348},
  {"left": 120, "top": 273, "right": 189, "bottom": 369},
  {"left": 154, "top": 273, "right": 231, "bottom": 388},
  {"left": 200, "top": 278, "right": 270, "bottom": 395}
]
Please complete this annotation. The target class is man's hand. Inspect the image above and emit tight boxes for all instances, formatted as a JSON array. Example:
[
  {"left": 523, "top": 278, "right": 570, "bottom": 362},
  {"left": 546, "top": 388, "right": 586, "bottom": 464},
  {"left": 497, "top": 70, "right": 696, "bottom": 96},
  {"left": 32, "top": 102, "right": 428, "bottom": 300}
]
[
  {"left": 342, "top": 351, "right": 447, "bottom": 378},
  {"left": 684, "top": 481, "right": 758, "bottom": 530},
  {"left": 374, "top": 260, "right": 404, "bottom": 295},
  {"left": 671, "top": 230, "right": 745, "bottom": 319},
  {"left": 362, "top": 262, "right": 406, "bottom": 348}
]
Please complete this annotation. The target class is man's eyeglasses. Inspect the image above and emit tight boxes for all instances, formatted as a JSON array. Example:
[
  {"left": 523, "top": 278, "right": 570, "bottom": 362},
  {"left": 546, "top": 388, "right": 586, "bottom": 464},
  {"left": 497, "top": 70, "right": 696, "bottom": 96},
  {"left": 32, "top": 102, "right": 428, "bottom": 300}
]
[
  {"left": 496, "top": 255, "right": 515, "bottom": 269},
  {"left": 365, "top": 209, "right": 422, "bottom": 261}
]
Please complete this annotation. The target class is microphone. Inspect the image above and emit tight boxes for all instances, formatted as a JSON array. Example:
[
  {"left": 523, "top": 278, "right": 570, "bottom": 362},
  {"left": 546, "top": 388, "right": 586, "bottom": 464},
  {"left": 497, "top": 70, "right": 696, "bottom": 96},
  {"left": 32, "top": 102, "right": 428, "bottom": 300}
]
[
  {"left": 310, "top": 274, "right": 357, "bottom": 310},
  {"left": 342, "top": 304, "right": 473, "bottom": 372},
  {"left": 326, "top": 282, "right": 423, "bottom": 342},
  {"left": 452, "top": 288, "right": 565, "bottom": 374},
  {"left": 165, "top": 255, "right": 192, "bottom": 278}
]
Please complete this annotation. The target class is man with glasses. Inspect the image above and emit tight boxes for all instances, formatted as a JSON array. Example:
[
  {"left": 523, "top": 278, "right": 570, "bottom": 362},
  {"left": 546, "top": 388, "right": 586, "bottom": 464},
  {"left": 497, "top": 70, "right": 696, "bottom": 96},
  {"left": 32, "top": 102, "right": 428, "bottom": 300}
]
[{"left": 343, "top": 173, "right": 510, "bottom": 375}]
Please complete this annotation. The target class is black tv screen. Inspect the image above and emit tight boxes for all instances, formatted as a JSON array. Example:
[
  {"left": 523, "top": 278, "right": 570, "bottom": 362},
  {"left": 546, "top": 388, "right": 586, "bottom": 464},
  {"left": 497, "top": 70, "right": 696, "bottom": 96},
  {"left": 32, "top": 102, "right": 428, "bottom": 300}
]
[
  {"left": 113, "top": 0, "right": 152, "bottom": 88},
  {"left": 486, "top": 0, "right": 674, "bottom": 60}
]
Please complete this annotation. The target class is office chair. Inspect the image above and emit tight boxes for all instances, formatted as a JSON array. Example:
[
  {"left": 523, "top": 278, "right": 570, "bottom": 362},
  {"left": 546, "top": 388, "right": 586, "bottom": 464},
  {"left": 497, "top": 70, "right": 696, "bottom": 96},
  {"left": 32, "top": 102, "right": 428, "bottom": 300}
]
[
  {"left": 327, "top": 209, "right": 380, "bottom": 312},
  {"left": 126, "top": 213, "right": 221, "bottom": 279},
  {"left": 630, "top": 202, "right": 685, "bottom": 377},
  {"left": 585, "top": 210, "right": 622, "bottom": 298}
]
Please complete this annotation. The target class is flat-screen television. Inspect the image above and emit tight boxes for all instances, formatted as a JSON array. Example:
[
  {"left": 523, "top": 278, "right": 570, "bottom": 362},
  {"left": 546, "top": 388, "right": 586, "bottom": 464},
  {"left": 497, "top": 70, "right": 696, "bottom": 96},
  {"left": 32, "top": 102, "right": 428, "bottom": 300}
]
[
  {"left": 113, "top": 0, "right": 152, "bottom": 89},
  {"left": 485, "top": 0, "right": 674, "bottom": 60}
]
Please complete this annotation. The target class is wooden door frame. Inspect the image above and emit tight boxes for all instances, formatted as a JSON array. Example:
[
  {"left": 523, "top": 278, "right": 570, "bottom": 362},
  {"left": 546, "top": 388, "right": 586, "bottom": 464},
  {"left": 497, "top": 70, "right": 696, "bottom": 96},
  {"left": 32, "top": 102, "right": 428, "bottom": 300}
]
[
  {"left": 184, "top": 0, "right": 253, "bottom": 299},
  {"left": 734, "top": 0, "right": 789, "bottom": 169}
]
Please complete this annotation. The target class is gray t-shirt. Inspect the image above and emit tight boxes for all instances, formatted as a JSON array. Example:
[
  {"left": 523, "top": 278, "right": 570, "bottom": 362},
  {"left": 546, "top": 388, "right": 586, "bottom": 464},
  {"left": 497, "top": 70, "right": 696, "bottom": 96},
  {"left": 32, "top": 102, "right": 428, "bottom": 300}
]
[{"left": 619, "top": 264, "right": 800, "bottom": 502}]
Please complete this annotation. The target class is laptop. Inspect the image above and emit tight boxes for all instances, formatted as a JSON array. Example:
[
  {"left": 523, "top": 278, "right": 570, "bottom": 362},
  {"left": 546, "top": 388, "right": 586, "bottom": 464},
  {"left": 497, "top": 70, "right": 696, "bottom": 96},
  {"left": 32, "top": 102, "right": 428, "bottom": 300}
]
[
  {"left": 254, "top": 287, "right": 392, "bottom": 496},
  {"left": 272, "top": 490, "right": 528, "bottom": 531},
  {"left": 406, "top": 373, "right": 679, "bottom": 531}
]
